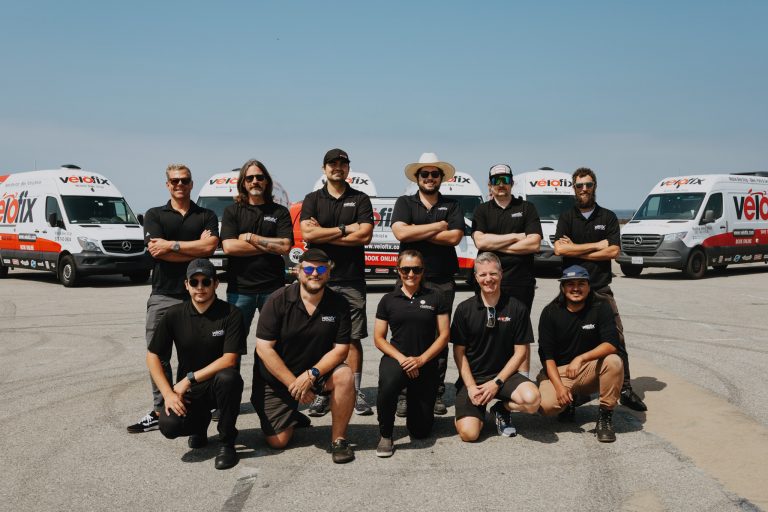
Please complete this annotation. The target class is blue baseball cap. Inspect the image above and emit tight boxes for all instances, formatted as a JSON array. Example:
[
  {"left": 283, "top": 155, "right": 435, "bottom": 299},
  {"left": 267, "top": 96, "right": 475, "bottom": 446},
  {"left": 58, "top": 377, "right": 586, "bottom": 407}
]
[{"left": 559, "top": 265, "right": 590, "bottom": 282}]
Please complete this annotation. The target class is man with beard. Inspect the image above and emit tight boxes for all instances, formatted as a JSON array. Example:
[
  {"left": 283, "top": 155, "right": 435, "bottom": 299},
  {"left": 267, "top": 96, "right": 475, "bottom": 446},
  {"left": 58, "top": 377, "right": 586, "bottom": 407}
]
[
  {"left": 537, "top": 265, "right": 624, "bottom": 442},
  {"left": 554, "top": 167, "right": 646, "bottom": 412},
  {"left": 252, "top": 248, "right": 356, "bottom": 464},
  {"left": 391, "top": 152, "right": 465, "bottom": 416},
  {"left": 300, "top": 148, "right": 374, "bottom": 417}
]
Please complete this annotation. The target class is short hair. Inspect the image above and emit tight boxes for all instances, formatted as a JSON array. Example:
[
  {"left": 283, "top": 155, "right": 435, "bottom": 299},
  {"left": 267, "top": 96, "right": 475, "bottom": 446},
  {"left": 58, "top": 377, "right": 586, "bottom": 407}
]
[
  {"left": 235, "top": 159, "right": 274, "bottom": 204},
  {"left": 572, "top": 167, "right": 597, "bottom": 185},
  {"left": 397, "top": 249, "right": 423, "bottom": 267},
  {"left": 166, "top": 164, "right": 192, "bottom": 181},
  {"left": 474, "top": 252, "right": 502, "bottom": 272}
]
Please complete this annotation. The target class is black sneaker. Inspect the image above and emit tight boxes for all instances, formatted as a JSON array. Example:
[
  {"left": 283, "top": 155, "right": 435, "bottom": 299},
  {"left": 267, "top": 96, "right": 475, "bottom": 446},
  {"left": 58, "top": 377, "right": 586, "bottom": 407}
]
[
  {"left": 595, "top": 408, "right": 616, "bottom": 443},
  {"left": 188, "top": 434, "right": 208, "bottom": 449},
  {"left": 308, "top": 394, "right": 330, "bottom": 417},
  {"left": 396, "top": 394, "right": 407, "bottom": 418},
  {"left": 433, "top": 395, "right": 447, "bottom": 416},
  {"left": 557, "top": 403, "right": 576, "bottom": 423},
  {"left": 331, "top": 438, "right": 355, "bottom": 464},
  {"left": 375, "top": 437, "right": 394, "bottom": 458},
  {"left": 620, "top": 388, "right": 648, "bottom": 412},
  {"left": 126, "top": 411, "right": 159, "bottom": 433}
]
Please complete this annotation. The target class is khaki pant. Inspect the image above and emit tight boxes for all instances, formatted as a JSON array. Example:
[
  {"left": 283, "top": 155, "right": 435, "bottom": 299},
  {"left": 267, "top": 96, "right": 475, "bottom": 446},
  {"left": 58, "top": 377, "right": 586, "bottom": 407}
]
[{"left": 538, "top": 354, "right": 624, "bottom": 415}]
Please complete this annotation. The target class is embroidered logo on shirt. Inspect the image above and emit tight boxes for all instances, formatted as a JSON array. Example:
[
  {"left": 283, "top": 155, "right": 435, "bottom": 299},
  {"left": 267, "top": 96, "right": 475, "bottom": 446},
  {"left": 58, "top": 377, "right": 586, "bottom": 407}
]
[
  {"left": 212, "top": 329, "right": 225, "bottom": 336},
  {"left": 437, "top": 207, "right": 448, "bottom": 211},
  {"left": 497, "top": 315, "right": 512, "bottom": 322},
  {"left": 419, "top": 304, "right": 435, "bottom": 311},
  {"left": 321, "top": 315, "right": 336, "bottom": 322},
  {"left": 263, "top": 216, "right": 277, "bottom": 223},
  {"left": 582, "top": 324, "right": 596, "bottom": 330},
  {"left": 594, "top": 225, "right": 606, "bottom": 230},
  {"left": 510, "top": 212, "right": 523, "bottom": 218},
  {"left": 343, "top": 202, "right": 356, "bottom": 207}
]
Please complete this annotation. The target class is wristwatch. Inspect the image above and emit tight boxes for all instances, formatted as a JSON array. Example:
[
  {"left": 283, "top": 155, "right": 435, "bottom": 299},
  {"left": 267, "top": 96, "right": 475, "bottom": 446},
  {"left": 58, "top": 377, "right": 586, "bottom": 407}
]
[
  {"left": 187, "top": 371, "right": 197, "bottom": 385},
  {"left": 338, "top": 224, "right": 346, "bottom": 236},
  {"left": 494, "top": 378, "right": 504, "bottom": 387},
  {"left": 310, "top": 367, "right": 321, "bottom": 380},
  {"left": 172, "top": 241, "right": 181, "bottom": 252}
]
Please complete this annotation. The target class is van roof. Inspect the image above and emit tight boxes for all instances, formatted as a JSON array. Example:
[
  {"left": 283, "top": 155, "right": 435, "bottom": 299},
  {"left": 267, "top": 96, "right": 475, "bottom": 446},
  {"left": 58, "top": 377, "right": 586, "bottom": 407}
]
[{"left": 0, "top": 168, "right": 124, "bottom": 197}]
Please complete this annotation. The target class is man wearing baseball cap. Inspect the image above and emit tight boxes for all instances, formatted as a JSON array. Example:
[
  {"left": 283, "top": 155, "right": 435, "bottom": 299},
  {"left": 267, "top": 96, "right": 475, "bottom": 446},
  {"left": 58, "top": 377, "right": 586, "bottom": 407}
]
[{"left": 537, "top": 265, "right": 624, "bottom": 442}]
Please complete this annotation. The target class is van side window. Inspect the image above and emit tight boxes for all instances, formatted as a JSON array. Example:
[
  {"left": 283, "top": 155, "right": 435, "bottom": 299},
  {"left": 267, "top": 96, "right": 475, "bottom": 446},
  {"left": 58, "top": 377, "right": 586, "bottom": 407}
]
[
  {"left": 701, "top": 193, "right": 723, "bottom": 224},
  {"left": 46, "top": 196, "right": 63, "bottom": 222}
]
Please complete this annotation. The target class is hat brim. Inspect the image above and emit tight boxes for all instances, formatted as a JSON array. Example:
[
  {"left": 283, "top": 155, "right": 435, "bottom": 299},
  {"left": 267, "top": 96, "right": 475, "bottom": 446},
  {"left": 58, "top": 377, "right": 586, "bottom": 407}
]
[
  {"left": 559, "top": 276, "right": 590, "bottom": 282},
  {"left": 404, "top": 161, "right": 456, "bottom": 183}
]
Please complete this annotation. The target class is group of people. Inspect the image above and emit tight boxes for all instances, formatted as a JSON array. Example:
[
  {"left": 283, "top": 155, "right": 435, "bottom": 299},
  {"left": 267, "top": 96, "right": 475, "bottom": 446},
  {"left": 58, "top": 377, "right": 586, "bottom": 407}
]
[{"left": 127, "top": 150, "right": 648, "bottom": 470}]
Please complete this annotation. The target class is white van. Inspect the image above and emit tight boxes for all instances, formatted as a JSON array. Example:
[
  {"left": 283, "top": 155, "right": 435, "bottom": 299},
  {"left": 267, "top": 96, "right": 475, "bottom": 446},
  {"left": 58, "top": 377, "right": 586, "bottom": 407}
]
[
  {"left": 617, "top": 173, "right": 768, "bottom": 278},
  {"left": 511, "top": 167, "right": 575, "bottom": 266},
  {"left": 0, "top": 165, "right": 152, "bottom": 286}
]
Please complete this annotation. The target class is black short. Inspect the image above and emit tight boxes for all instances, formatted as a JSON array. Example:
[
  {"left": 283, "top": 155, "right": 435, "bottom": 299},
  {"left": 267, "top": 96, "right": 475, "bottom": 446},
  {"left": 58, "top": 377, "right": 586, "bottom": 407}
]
[{"left": 454, "top": 373, "right": 533, "bottom": 420}]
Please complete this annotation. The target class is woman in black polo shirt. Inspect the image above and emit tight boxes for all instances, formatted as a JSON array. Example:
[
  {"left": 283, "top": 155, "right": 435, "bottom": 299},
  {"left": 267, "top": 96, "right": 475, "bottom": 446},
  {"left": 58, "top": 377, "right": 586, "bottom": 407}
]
[{"left": 373, "top": 250, "right": 450, "bottom": 457}]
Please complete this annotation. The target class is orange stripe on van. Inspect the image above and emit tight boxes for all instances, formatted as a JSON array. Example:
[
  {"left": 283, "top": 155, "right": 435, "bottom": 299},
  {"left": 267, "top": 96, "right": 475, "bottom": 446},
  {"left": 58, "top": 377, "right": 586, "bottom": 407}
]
[{"left": 0, "top": 234, "right": 62, "bottom": 253}]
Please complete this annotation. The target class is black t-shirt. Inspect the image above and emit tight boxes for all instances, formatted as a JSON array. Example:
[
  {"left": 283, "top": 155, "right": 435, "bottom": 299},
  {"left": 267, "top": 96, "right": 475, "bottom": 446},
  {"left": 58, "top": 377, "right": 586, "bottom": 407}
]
[
  {"left": 255, "top": 282, "right": 351, "bottom": 386},
  {"left": 300, "top": 185, "right": 373, "bottom": 284},
  {"left": 220, "top": 201, "right": 293, "bottom": 294},
  {"left": 451, "top": 294, "right": 533, "bottom": 385},
  {"left": 375, "top": 286, "right": 450, "bottom": 358},
  {"left": 148, "top": 298, "right": 246, "bottom": 382},
  {"left": 391, "top": 193, "right": 465, "bottom": 280},
  {"left": 537, "top": 295, "right": 619, "bottom": 367},
  {"left": 472, "top": 197, "right": 543, "bottom": 287},
  {"left": 143, "top": 201, "right": 219, "bottom": 296},
  {"left": 554, "top": 204, "right": 620, "bottom": 289}
]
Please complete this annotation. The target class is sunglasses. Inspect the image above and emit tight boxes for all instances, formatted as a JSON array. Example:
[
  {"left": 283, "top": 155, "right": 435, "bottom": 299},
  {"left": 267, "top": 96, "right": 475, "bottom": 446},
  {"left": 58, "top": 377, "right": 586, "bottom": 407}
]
[
  {"left": 398, "top": 266, "right": 424, "bottom": 275},
  {"left": 486, "top": 306, "right": 496, "bottom": 328},
  {"left": 490, "top": 175, "right": 511, "bottom": 186},
  {"left": 245, "top": 174, "right": 266, "bottom": 183},
  {"left": 188, "top": 277, "right": 213, "bottom": 288},
  {"left": 574, "top": 182, "right": 595, "bottom": 190},
  {"left": 417, "top": 170, "right": 443, "bottom": 179},
  {"left": 168, "top": 178, "right": 192, "bottom": 186},
  {"left": 301, "top": 265, "right": 328, "bottom": 276}
]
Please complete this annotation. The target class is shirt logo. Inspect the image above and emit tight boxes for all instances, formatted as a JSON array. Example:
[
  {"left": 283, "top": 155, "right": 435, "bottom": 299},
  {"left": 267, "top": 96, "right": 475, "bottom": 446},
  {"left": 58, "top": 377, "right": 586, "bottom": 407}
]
[
  {"left": 321, "top": 315, "right": 336, "bottom": 322},
  {"left": 212, "top": 329, "right": 224, "bottom": 336},
  {"left": 343, "top": 202, "right": 356, "bottom": 207},
  {"left": 437, "top": 207, "right": 448, "bottom": 211},
  {"left": 582, "top": 324, "right": 595, "bottom": 330},
  {"left": 419, "top": 304, "right": 435, "bottom": 311},
  {"left": 594, "top": 225, "right": 606, "bottom": 230},
  {"left": 263, "top": 216, "right": 277, "bottom": 222},
  {"left": 497, "top": 315, "right": 512, "bottom": 322},
  {"left": 510, "top": 212, "right": 522, "bottom": 218}
]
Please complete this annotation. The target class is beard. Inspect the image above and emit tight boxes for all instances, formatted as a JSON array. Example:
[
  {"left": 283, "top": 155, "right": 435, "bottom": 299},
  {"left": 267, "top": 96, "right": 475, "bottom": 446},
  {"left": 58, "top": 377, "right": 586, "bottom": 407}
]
[
  {"left": 418, "top": 183, "right": 439, "bottom": 196},
  {"left": 576, "top": 192, "right": 596, "bottom": 209},
  {"left": 300, "top": 278, "right": 325, "bottom": 295}
]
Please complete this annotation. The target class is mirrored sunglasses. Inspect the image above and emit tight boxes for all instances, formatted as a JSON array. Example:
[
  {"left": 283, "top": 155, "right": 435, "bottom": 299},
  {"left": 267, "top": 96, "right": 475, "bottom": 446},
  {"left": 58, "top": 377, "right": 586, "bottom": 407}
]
[{"left": 301, "top": 265, "right": 328, "bottom": 276}]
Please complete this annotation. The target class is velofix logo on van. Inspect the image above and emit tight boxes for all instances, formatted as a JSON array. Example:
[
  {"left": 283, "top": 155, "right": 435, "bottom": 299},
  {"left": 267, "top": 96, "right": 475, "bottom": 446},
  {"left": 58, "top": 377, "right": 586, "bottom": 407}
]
[
  {"left": 529, "top": 178, "right": 572, "bottom": 187},
  {"left": 59, "top": 175, "right": 110, "bottom": 185},
  {"left": 209, "top": 177, "right": 238, "bottom": 185},
  {"left": 659, "top": 177, "right": 705, "bottom": 189},
  {"left": 0, "top": 191, "right": 37, "bottom": 224},
  {"left": 733, "top": 189, "right": 768, "bottom": 221},
  {"left": 446, "top": 176, "right": 471, "bottom": 184},
  {"left": 373, "top": 207, "right": 394, "bottom": 228}
]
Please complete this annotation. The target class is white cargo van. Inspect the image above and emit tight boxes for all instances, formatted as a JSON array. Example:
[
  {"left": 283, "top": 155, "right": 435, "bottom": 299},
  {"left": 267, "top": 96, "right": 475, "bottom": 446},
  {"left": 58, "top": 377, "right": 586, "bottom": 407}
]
[
  {"left": 617, "top": 173, "right": 768, "bottom": 278},
  {"left": 0, "top": 165, "right": 152, "bottom": 286},
  {"left": 511, "top": 167, "right": 575, "bottom": 266}
]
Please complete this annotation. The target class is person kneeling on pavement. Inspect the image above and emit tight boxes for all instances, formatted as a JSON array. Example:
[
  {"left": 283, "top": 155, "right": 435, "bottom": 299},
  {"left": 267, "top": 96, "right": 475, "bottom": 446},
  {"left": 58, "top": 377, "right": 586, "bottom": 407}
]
[
  {"left": 537, "top": 265, "right": 624, "bottom": 442},
  {"left": 146, "top": 258, "right": 246, "bottom": 469}
]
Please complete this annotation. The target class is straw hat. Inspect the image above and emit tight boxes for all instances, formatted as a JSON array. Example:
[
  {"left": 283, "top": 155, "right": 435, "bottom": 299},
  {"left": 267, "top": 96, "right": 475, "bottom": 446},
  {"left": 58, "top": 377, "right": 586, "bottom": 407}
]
[{"left": 404, "top": 152, "right": 456, "bottom": 183}]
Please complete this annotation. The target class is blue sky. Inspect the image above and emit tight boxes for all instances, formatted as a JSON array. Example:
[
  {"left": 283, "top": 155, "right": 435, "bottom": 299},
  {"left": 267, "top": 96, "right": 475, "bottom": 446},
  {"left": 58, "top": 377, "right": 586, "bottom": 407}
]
[{"left": 1, "top": 1, "right": 766, "bottom": 213}]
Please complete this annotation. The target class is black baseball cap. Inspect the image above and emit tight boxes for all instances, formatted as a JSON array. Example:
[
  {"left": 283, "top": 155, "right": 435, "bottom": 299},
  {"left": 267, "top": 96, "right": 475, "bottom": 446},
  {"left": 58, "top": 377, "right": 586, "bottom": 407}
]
[
  {"left": 323, "top": 148, "right": 350, "bottom": 165},
  {"left": 299, "top": 248, "right": 332, "bottom": 263},
  {"left": 186, "top": 258, "right": 217, "bottom": 279}
]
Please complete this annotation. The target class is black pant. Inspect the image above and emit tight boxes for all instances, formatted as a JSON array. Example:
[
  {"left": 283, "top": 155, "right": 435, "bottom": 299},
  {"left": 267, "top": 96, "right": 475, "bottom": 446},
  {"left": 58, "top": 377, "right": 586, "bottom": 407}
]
[
  {"left": 377, "top": 356, "right": 439, "bottom": 439},
  {"left": 500, "top": 284, "right": 535, "bottom": 314},
  {"left": 159, "top": 368, "right": 244, "bottom": 446},
  {"left": 592, "top": 286, "right": 631, "bottom": 390},
  {"left": 424, "top": 278, "right": 456, "bottom": 395}
]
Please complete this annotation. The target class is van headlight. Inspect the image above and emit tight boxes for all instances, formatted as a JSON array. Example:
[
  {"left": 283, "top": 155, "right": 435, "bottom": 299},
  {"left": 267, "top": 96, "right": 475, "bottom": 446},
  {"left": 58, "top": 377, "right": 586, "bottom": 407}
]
[
  {"left": 77, "top": 237, "right": 103, "bottom": 253},
  {"left": 663, "top": 231, "right": 687, "bottom": 242}
]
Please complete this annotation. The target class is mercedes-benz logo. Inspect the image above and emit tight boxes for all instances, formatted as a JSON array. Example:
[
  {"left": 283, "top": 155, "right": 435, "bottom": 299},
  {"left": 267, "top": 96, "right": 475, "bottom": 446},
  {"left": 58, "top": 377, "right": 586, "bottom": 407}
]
[
  {"left": 121, "top": 241, "right": 132, "bottom": 252},
  {"left": 633, "top": 236, "right": 643, "bottom": 245}
]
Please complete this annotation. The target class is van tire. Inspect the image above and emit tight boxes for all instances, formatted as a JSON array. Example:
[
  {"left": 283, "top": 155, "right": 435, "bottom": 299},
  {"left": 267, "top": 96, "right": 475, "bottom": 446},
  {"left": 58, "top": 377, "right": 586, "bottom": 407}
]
[
  {"left": 684, "top": 249, "right": 707, "bottom": 279},
  {"left": 620, "top": 264, "right": 643, "bottom": 277},
  {"left": 59, "top": 255, "right": 79, "bottom": 287},
  {"left": 128, "top": 270, "right": 151, "bottom": 284}
]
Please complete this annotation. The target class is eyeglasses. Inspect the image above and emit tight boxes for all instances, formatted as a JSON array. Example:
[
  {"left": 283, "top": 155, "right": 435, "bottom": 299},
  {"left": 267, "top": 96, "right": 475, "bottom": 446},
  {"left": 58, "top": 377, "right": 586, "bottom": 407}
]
[
  {"left": 486, "top": 306, "right": 496, "bottom": 328},
  {"left": 490, "top": 175, "right": 511, "bottom": 186},
  {"left": 168, "top": 178, "right": 191, "bottom": 186},
  {"left": 301, "top": 265, "right": 328, "bottom": 276},
  {"left": 244, "top": 174, "right": 266, "bottom": 183},
  {"left": 417, "top": 170, "right": 443, "bottom": 179},
  {"left": 574, "top": 182, "right": 595, "bottom": 190},
  {"left": 188, "top": 278, "right": 213, "bottom": 288},
  {"left": 398, "top": 266, "right": 424, "bottom": 275}
]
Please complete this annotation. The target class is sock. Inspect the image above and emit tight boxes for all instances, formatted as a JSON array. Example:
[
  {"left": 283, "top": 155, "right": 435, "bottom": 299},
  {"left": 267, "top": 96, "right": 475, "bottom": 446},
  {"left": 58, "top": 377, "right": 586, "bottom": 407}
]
[{"left": 354, "top": 372, "right": 362, "bottom": 393}]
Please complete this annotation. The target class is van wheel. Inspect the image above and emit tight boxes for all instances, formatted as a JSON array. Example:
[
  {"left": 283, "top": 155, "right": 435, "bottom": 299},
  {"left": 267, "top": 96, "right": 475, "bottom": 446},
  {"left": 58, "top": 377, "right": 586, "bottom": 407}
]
[
  {"left": 620, "top": 263, "right": 643, "bottom": 277},
  {"left": 0, "top": 265, "right": 8, "bottom": 278},
  {"left": 128, "top": 270, "right": 151, "bottom": 284},
  {"left": 59, "top": 255, "right": 79, "bottom": 287},
  {"left": 684, "top": 249, "right": 707, "bottom": 279}
]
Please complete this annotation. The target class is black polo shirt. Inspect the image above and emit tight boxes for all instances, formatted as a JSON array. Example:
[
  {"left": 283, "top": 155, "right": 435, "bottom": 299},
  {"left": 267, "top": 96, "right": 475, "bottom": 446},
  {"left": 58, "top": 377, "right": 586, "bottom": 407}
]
[
  {"left": 299, "top": 185, "right": 373, "bottom": 284},
  {"left": 375, "top": 286, "right": 449, "bottom": 357},
  {"left": 391, "top": 193, "right": 465, "bottom": 281},
  {"left": 537, "top": 295, "right": 618, "bottom": 367},
  {"left": 143, "top": 200, "right": 219, "bottom": 296},
  {"left": 255, "top": 282, "right": 351, "bottom": 387},
  {"left": 220, "top": 201, "right": 293, "bottom": 294},
  {"left": 555, "top": 204, "right": 620, "bottom": 290},
  {"left": 472, "top": 197, "right": 543, "bottom": 287},
  {"left": 148, "top": 298, "right": 246, "bottom": 382},
  {"left": 450, "top": 294, "right": 533, "bottom": 385}
]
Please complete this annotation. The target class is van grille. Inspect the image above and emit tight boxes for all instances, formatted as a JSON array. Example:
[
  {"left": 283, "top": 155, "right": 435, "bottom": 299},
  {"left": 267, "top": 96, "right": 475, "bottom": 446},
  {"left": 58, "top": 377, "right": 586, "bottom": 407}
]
[
  {"left": 621, "top": 234, "right": 662, "bottom": 254},
  {"left": 102, "top": 239, "right": 145, "bottom": 254}
]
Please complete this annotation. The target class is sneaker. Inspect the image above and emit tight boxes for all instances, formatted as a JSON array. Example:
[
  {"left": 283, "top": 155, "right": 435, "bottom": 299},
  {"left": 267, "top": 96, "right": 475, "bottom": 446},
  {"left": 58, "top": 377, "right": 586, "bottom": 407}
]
[
  {"left": 595, "top": 407, "right": 616, "bottom": 443},
  {"left": 354, "top": 391, "right": 373, "bottom": 416},
  {"left": 557, "top": 403, "right": 576, "bottom": 423},
  {"left": 126, "top": 411, "right": 159, "bottom": 433},
  {"left": 396, "top": 394, "right": 407, "bottom": 418},
  {"left": 491, "top": 402, "right": 516, "bottom": 437},
  {"left": 331, "top": 438, "right": 355, "bottom": 464},
  {"left": 307, "top": 394, "right": 330, "bottom": 417},
  {"left": 620, "top": 388, "right": 648, "bottom": 412},
  {"left": 376, "top": 437, "right": 394, "bottom": 458},
  {"left": 433, "top": 394, "right": 447, "bottom": 416}
]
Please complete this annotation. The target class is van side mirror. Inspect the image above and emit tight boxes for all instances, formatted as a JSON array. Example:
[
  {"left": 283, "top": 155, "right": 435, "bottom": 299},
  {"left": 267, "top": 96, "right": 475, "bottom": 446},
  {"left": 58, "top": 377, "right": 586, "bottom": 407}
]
[
  {"left": 701, "top": 210, "right": 715, "bottom": 225},
  {"left": 137, "top": 214, "right": 144, "bottom": 226},
  {"left": 48, "top": 212, "right": 64, "bottom": 228}
]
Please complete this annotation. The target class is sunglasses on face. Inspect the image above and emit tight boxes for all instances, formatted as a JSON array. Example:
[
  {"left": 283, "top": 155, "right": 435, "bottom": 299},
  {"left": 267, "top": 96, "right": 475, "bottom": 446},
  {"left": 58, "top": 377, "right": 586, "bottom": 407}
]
[
  {"left": 301, "top": 265, "right": 328, "bottom": 276},
  {"left": 168, "top": 178, "right": 192, "bottom": 186},
  {"left": 574, "top": 182, "right": 595, "bottom": 190},
  {"left": 398, "top": 266, "right": 424, "bottom": 276},
  {"left": 188, "top": 278, "right": 213, "bottom": 288},
  {"left": 417, "top": 170, "right": 443, "bottom": 179},
  {"left": 486, "top": 306, "right": 496, "bottom": 328},
  {"left": 245, "top": 174, "right": 266, "bottom": 183},
  {"left": 490, "top": 175, "right": 511, "bottom": 186}
]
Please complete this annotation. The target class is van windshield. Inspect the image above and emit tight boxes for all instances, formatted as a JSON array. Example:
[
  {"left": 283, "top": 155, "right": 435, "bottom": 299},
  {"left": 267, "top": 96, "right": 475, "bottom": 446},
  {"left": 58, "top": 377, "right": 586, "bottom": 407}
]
[
  {"left": 526, "top": 194, "right": 576, "bottom": 220},
  {"left": 197, "top": 196, "right": 235, "bottom": 219},
  {"left": 632, "top": 193, "right": 706, "bottom": 221},
  {"left": 455, "top": 195, "right": 483, "bottom": 221},
  {"left": 61, "top": 196, "right": 139, "bottom": 224}
]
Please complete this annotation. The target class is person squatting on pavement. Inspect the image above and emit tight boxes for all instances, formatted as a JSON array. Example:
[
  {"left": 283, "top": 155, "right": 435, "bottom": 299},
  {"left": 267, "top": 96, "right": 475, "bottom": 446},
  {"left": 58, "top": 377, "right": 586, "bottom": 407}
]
[
  {"left": 252, "top": 248, "right": 357, "bottom": 464},
  {"left": 451, "top": 252, "right": 541, "bottom": 441},
  {"left": 300, "top": 148, "right": 375, "bottom": 417},
  {"left": 537, "top": 265, "right": 624, "bottom": 443},
  {"left": 391, "top": 152, "right": 465, "bottom": 417},
  {"left": 128, "top": 164, "right": 219, "bottom": 434},
  {"left": 373, "top": 250, "right": 451, "bottom": 457},
  {"left": 553, "top": 167, "right": 647, "bottom": 412},
  {"left": 471, "top": 163, "right": 543, "bottom": 378},
  {"left": 146, "top": 258, "right": 246, "bottom": 469}
]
